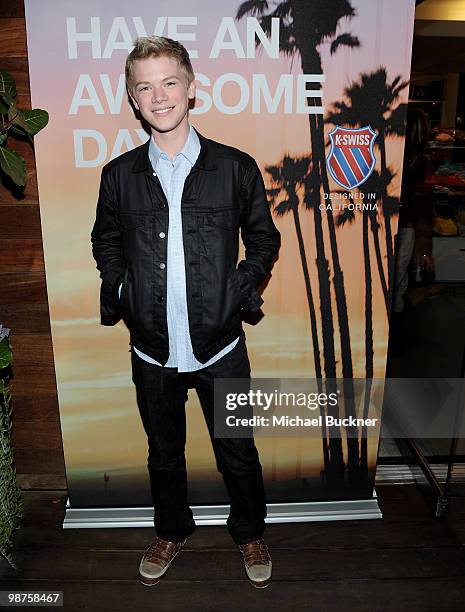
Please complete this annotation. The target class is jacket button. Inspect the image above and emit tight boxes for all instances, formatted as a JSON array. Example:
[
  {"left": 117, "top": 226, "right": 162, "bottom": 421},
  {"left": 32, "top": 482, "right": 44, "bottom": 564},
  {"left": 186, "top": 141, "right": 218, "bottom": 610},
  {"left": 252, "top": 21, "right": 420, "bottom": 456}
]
[
  {"left": 157, "top": 296, "right": 164, "bottom": 303},
  {"left": 159, "top": 262, "right": 166, "bottom": 269},
  {"left": 159, "top": 232, "right": 166, "bottom": 238},
  {"left": 159, "top": 202, "right": 166, "bottom": 209}
]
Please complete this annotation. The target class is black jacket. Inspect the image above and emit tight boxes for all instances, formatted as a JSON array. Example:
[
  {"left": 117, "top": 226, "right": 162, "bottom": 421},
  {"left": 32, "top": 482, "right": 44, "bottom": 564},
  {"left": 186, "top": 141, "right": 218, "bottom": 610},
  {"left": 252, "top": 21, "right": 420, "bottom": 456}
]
[{"left": 91, "top": 128, "right": 281, "bottom": 364}]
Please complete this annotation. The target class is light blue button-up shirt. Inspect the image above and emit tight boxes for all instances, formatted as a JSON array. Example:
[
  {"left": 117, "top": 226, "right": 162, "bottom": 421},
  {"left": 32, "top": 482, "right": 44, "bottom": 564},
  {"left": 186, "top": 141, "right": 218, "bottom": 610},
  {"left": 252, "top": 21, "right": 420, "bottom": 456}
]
[{"left": 124, "top": 125, "right": 239, "bottom": 371}]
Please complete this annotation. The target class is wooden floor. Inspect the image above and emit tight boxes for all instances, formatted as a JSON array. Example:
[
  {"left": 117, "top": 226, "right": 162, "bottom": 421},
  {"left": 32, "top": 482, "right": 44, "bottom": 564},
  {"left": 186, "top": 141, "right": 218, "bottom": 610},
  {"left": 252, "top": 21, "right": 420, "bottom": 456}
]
[{"left": 1, "top": 484, "right": 465, "bottom": 611}]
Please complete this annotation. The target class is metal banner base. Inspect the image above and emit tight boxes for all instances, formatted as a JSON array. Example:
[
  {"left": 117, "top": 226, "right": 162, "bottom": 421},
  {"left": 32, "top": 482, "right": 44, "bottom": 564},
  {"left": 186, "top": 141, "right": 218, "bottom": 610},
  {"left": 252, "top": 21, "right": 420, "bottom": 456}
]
[{"left": 63, "top": 490, "right": 382, "bottom": 528}]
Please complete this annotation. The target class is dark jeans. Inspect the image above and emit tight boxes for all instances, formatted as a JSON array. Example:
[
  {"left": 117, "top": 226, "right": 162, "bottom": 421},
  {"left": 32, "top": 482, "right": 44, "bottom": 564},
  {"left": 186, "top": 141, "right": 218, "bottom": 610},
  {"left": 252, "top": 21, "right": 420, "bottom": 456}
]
[{"left": 130, "top": 334, "right": 267, "bottom": 545}]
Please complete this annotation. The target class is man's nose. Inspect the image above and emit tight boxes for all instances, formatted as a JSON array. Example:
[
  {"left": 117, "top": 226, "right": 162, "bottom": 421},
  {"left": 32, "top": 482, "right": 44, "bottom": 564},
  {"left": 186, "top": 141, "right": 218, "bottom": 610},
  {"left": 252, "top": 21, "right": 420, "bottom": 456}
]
[{"left": 152, "top": 88, "right": 167, "bottom": 103}]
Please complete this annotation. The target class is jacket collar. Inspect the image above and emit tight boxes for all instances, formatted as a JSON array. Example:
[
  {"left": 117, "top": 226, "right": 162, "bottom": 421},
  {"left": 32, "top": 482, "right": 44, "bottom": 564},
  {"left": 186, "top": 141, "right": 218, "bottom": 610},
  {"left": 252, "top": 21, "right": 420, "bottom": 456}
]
[{"left": 131, "top": 127, "right": 217, "bottom": 173}]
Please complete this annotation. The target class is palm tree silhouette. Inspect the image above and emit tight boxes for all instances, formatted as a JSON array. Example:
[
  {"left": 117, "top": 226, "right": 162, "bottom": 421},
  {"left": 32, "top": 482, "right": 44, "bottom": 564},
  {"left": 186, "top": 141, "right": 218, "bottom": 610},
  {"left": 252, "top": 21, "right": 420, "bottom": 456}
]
[
  {"left": 266, "top": 155, "right": 322, "bottom": 379},
  {"left": 265, "top": 155, "right": 331, "bottom": 472},
  {"left": 356, "top": 168, "right": 401, "bottom": 316},
  {"left": 333, "top": 166, "right": 400, "bottom": 480},
  {"left": 237, "top": 0, "right": 361, "bottom": 483},
  {"left": 326, "top": 68, "right": 409, "bottom": 306},
  {"left": 335, "top": 190, "right": 373, "bottom": 480}
]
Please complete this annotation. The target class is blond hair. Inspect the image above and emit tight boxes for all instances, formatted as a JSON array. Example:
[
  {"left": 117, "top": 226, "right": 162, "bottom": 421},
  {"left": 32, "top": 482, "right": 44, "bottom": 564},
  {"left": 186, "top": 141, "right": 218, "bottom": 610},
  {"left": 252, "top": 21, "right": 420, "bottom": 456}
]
[{"left": 125, "top": 36, "right": 195, "bottom": 91}]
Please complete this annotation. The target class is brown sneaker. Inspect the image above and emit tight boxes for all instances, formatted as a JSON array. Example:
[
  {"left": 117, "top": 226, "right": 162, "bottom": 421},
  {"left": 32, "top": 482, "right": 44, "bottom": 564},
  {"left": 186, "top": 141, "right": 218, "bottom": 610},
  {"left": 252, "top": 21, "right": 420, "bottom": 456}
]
[
  {"left": 138, "top": 536, "right": 187, "bottom": 586},
  {"left": 238, "top": 539, "right": 272, "bottom": 588}
]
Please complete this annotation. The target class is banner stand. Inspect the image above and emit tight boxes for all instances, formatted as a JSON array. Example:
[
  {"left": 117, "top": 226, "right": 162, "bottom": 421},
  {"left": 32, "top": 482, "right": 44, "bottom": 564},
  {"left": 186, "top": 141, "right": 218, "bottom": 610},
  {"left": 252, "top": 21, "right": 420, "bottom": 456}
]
[
  {"left": 24, "top": 0, "right": 415, "bottom": 523},
  {"left": 63, "top": 492, "right": 382, "bottom": 529}
]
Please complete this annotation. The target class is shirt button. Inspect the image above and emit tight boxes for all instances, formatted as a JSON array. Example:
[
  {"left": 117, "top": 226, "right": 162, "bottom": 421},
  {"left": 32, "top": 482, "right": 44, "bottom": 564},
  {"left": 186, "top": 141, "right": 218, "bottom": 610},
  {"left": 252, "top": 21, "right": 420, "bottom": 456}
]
[
  {"left": 159, "top": 232, "right": 166, "bottom": 238},
  {"left": 159, "top": 262, "right": 166, "bottom": 270}
]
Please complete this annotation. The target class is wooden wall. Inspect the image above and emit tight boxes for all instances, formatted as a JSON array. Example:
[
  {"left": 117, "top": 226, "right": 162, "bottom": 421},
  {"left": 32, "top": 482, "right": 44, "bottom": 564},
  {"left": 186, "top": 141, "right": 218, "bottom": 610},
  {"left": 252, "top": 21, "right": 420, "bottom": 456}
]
[{"left": 0, "top": 1, "right": 66, "bottom": 489}]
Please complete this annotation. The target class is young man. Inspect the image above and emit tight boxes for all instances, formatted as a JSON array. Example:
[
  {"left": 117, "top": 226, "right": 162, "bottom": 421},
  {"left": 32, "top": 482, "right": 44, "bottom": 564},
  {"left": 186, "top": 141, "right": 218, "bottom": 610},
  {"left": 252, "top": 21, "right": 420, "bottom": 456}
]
[{"left": 91, "top": 36, "right": 280, "bottom": 589}]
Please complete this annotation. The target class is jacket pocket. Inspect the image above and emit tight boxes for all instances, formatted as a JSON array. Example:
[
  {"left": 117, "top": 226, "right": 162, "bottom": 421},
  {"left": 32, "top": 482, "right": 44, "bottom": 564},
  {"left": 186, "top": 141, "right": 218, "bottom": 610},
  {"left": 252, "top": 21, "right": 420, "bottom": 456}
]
[
  {"left": 119, "top": 268, "right": 132, "bottom": 324},
  {"left": 120, "top": 213, "right": 149, "bottom": 232},
  {"left": 206, "top": 208, "right": 240, "bottom": 230},
  {"left": 229, "top": 265, "right": 243, "bottom": 313},
  {"left": 120, "top": 213, "right": 152, "bottom": 255}
]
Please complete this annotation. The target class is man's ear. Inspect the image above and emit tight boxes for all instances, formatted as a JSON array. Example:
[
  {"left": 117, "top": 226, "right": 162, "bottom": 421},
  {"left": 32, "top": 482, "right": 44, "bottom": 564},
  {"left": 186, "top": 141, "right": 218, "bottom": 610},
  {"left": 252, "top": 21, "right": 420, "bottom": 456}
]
[
  {"left": 128, "top": 88, "right": 139, "bottom": 111},
  {"left": 188, "top": 79, "right": 196, "bottom": 101}
]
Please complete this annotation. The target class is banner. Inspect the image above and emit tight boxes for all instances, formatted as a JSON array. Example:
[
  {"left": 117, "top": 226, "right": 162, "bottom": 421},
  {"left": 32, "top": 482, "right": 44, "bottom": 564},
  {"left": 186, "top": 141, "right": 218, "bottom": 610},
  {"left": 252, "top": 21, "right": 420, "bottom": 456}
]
[{"left": 24, "top": 0, "right": 415, "bottom": 510}]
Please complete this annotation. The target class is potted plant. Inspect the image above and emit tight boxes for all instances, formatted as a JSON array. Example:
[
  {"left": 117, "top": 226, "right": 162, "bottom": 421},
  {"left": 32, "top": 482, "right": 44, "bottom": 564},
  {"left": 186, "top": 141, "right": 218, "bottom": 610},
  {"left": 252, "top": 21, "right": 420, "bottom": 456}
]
[
  {"left": 0, "top": 325, "right": 23, "bottom": 569},
  {"left": 0, "top": 70, "right": 48, "bottom": 187},
  {"left": 0, "top": 69, "right": 48, "bottom": 568}
]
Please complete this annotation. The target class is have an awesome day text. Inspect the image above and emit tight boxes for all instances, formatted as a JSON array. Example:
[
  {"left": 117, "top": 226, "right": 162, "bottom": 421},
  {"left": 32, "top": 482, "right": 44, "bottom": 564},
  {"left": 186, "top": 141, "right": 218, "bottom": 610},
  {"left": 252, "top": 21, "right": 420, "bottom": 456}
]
[{"left": 66, "top": 15, "right": 325, "bottom": 167}]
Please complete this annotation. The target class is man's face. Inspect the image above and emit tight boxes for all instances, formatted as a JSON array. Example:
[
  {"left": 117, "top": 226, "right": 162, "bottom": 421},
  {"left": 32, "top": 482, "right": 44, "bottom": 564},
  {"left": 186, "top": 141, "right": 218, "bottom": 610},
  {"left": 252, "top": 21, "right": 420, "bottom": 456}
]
[{"left": 129, "top": 55, "right": 195, "bottom": 137}]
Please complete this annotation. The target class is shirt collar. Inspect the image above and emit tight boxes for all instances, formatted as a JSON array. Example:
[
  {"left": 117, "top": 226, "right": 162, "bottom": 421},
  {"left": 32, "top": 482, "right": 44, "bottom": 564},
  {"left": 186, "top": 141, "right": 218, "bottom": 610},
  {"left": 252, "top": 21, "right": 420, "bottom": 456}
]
[{"left": 148, "top": 124, "right": 200, "bottom": 169}]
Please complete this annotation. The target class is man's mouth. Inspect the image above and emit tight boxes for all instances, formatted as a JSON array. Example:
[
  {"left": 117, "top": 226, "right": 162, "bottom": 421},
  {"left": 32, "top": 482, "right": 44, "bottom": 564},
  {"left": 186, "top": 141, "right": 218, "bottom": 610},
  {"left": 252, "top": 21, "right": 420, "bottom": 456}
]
[{"left": 153, "top": 106, "right": 174, "bottom": 115}]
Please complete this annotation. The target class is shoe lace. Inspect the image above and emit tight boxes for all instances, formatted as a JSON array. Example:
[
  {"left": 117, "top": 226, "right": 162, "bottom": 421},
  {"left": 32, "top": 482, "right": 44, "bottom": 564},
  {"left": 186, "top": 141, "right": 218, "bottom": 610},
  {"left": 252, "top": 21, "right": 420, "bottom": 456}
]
[
  {"left": 145, "top": 538, "right": 176, "bottom": 563},
  {"left": 240, "top": 539, "right": 270, "bottom": 565}
]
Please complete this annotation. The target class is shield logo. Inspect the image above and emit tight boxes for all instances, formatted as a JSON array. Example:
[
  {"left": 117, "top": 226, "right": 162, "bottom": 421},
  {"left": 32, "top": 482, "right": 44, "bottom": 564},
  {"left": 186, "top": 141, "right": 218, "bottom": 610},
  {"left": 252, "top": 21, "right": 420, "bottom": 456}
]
[{"left": 326, "top": 126, "right": 377, "bottom": 190}]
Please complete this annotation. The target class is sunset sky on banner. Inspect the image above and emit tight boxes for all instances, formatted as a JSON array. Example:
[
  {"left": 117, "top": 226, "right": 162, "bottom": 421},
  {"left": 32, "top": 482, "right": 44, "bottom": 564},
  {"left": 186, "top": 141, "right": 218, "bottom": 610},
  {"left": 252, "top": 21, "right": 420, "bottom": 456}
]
[{"left": 24, "top": 0, "right": 414, "bottom": 503}]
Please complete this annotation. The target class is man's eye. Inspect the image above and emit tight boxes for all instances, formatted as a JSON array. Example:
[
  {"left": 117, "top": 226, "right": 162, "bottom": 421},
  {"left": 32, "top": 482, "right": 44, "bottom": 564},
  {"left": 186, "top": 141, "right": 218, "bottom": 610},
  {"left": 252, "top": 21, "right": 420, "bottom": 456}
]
[
  {"left": 165, "top": 81, "right": 176, "bottom": 87},
  {"left": 139, "top": 86, "right": 150, "bottom": 92}
]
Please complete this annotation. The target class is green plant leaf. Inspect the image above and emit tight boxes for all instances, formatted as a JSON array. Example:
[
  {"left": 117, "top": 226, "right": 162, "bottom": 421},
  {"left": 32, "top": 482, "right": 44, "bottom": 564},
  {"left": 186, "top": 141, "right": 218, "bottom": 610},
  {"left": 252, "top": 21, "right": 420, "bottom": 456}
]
[
  {"left": 0, "top": 339, "right": 11, "bottom": 369},
  {"left": 0, "top": 71, "right": 17, "bottom": 98},
  {"left": 0, "top": 92, "right": 14, "bottom": 116},
  {"left": 0, "top": 133, "right": 6, "bottom": 145},
  {"left": 1, "top": 91, "right": 13, "bottom": 106},
  {"left": 8, "top": 104, "right": 28, "bottom": 133},
  {"left": 9, "top": 125, "right": 24, "bottom": 138},
  {"left": 0, "top": 147, "right": 26, "bottom": 186},
  {"left": 20, "top": 109, "right": 49, "bottom": 135}
]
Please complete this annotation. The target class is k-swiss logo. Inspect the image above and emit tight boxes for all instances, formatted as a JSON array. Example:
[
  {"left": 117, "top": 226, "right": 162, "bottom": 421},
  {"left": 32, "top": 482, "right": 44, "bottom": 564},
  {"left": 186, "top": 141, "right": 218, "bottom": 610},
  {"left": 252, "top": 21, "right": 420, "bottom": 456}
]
[{"left": 326, "top": 126, "right": 377, "bottom": 190}]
